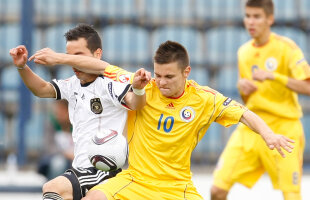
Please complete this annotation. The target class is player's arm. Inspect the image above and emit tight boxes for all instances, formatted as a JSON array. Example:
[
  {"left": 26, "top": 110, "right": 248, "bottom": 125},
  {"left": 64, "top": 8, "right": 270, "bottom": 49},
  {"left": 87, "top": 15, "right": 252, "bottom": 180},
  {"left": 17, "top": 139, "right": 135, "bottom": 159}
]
[
  {"left": 253, "top": 69, "right": 310, "bottom": 95},
  {"left": 28, "top": 48, "right": 109, "bottom": 75},
  {"left": 237, "top": 54, "right": 257, "bottom": 103},
  {"left": 123, "top": 68, "right": 151, "bottom": 110},
  {"left": 240, "top": 110, "right": 294, "bottom": 157},
  {"left": 10, "top": 45, "right": 56, "bottom": 98}
]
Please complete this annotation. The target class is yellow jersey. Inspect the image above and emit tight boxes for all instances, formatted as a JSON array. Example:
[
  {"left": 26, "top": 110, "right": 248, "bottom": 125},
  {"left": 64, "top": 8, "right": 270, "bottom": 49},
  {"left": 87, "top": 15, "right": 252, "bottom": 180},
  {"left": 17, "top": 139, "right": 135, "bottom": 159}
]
[
  {"left": 238, "top": 32, "right": 310, "bottom": 119},
  {"left": 105, "top": 65, "right": 246, "bottom": 181}
]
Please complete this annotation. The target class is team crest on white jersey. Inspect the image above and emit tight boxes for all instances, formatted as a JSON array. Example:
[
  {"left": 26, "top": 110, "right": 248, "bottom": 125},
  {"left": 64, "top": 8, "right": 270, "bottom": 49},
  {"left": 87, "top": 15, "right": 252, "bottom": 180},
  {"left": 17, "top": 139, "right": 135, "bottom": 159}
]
[
  {"left": 119, "top": 74, "right": 131, "bottom": 83},
  {"left": 265, "top": 57, "right": 278, "bottom": 71},
  {"left": 180, "top": 106, "right": 195, "bottom": 122},
  {"left": 90, "top": 98, "right": 103, "bottom": 114}
]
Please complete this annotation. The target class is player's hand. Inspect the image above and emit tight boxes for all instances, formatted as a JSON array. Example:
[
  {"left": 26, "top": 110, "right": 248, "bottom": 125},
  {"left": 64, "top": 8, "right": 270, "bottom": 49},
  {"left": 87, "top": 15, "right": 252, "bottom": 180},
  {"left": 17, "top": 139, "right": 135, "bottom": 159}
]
[
  {"left": 28, "top": 48, "right": 60, "bottom": 66},
  {"left": 238, "top": 78, "right": 257, "bottom": 95},
  {"left": 262, "top": 133, "right": 295, "bottom": 158},
  {"left": 9, "top": 45, "right": 28, "bottom": 68},
  {"left": 132, "top": 68, "right": 151, "bottom": 89},
  {"left": 252, "top": 69, "right": 273, "bottom": 82}
]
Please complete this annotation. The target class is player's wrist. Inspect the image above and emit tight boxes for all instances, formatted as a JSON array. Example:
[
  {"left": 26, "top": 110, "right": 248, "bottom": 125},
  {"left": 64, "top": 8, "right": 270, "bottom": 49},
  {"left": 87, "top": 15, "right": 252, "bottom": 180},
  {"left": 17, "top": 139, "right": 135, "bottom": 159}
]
[
  {"left": 132, "top": 87, "right": 145, "bottom": 96},
  {"left": 17, "top": 64, "right": 26, "bottom": 70},
  {"left": 273, "top": 72, "right": 288, "bottom": 86}
]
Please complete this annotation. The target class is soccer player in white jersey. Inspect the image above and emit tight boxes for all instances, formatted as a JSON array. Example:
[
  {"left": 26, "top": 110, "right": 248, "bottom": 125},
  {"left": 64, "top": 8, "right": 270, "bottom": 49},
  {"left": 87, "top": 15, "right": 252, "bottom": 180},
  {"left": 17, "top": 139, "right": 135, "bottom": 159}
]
[{"left": 9, "top": 24, "right": 150, "bottom": 200}]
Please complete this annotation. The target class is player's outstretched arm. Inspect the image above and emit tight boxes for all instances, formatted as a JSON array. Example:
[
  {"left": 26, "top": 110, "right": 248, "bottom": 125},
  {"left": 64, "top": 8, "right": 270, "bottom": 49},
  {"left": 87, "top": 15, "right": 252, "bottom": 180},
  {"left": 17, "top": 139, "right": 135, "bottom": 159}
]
[
  {"left": 240, "top": 110, "right": 295, "bottom": 158},
  {"left": 29, "top": 48, "right": 109, "bottom": 75},
  {"left": 124, "top": 68, "right": 151, "bottom": 110},
  {"left": 9, "top": 45, "right": 55, "bottom": 98}
]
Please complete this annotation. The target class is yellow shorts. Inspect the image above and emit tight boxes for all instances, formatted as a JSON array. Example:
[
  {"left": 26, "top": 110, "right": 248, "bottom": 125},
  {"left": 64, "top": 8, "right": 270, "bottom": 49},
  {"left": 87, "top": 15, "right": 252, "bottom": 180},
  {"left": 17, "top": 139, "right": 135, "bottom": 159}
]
[
  {"left": 91, "top": 170, "right": 203, "bottom": 200},
  {"left": 213, "top": 116, "right": 304, "bottom": 193}
]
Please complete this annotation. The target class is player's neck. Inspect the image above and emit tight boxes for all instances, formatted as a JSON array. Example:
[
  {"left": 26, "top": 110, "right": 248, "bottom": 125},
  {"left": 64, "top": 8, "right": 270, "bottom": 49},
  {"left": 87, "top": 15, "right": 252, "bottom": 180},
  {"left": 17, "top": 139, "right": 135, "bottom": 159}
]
[
  {"left": 253, "top": 30, "right": 271, "bottom": 47},
  {"left": 80, "top": 76, "right": 98, "bottom": 86}
]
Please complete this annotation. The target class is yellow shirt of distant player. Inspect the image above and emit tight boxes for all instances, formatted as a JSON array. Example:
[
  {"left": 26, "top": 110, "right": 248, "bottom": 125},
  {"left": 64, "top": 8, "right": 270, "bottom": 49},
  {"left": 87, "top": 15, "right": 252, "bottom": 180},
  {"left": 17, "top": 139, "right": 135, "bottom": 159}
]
[{"left": 238, "top": 32, "right": 310, "bottom": 119}]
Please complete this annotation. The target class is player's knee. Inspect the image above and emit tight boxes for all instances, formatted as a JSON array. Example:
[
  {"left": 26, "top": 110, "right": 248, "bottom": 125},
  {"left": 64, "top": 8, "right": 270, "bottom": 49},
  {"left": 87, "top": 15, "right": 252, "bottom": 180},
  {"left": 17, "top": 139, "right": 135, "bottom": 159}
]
[
  {"left": 42, "top": 178, "right": 65, "bottom": 194},
  {"left": 42, "top": 180, "right": 56, "bottom": 193},
  {"left": 210, "top": 185, "right": 228, "bottom": 200},
  {"left": 283, "top": 192, "right": 301, "bottom": 200}
]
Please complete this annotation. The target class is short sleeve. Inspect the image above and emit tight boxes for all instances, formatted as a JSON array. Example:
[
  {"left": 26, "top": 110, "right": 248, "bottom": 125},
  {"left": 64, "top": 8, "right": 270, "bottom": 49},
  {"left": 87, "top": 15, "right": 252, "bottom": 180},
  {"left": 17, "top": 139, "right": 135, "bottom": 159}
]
[
  {"left": 104, "top": 65, "right": 135, "bottom": 84},
  {"left": 213, "top": 93, "right": 247, "bottom": 127},
  {"left": 50, "top": 78, "right": 72, "bottom": 100},
  {"left": 289, "top": 47, "right": 310, "bottom": 80},
  {"left": 104, "top": 77, "right": 132, "bottom": 109}
]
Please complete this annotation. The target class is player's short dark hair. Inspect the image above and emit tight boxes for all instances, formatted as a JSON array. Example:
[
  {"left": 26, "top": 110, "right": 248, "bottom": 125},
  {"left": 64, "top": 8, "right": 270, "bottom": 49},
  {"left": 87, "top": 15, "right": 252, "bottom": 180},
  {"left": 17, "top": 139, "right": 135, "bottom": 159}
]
[
  {"left": 64, "top": 23, "right": 102, "bottom": 53},
  {"left": 246, "top": 0, "right": 274, "bottom": 16},
  {"left": 154, "top": 40, "right": 189, "bottom": 71}
]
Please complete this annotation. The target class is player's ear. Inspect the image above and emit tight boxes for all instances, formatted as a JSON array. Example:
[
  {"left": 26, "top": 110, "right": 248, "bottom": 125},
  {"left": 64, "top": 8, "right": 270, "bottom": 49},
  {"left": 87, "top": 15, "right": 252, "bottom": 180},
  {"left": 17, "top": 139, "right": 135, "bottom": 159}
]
[
  {"left": 267, "top": 14, "right": 274, "bottom": 26},
  {"left": 94, "top": 48, "right": 102, "bottom": 59},
  {"left": 184, "top": 66, "right": 191, "bottom": 78}
]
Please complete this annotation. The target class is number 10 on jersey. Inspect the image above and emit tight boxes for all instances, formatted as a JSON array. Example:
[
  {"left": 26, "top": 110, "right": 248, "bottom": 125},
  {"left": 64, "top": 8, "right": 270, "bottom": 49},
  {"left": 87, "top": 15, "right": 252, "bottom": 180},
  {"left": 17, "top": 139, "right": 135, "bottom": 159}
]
[{"left": 157, "top": 114, "right": 175, "bottom": 133}]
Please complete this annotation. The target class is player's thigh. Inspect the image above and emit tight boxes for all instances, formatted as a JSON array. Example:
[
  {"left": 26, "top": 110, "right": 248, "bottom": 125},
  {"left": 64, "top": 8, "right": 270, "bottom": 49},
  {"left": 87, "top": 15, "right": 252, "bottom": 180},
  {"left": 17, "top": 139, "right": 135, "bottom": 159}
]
[
  {"left": 162, "top": 181, "right": 203, "bottom": 200},
  {"left": 263, "top": 120, "right": 304, "bottom": 192},
  {"left": 91, "top": 172, "right": 153, "bottom": 200},
  {"left": 213, "top": 127, "right": 264, "bottom": 190},
  {"left": 92, "top": 172, "right": 203, "bottom": 200},
  {"left": 82, "top": 189, "right": 108, "bottom": 200},
  {"left": 43, "top": 175, "right": 73, "bottom": 199}
]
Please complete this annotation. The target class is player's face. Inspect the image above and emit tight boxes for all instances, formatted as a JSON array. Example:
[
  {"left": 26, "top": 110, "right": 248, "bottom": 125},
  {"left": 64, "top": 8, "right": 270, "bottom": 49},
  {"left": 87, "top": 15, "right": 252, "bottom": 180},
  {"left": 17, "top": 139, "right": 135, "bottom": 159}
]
[
  {"left": 66, "top": 38, "right": 99, "bottom": 84},
  {"left": 244, "top": 7, "right": 274, "bottom": 42},
  {"left": 154, "top": 62, "right": 190, "bottom": 98}
]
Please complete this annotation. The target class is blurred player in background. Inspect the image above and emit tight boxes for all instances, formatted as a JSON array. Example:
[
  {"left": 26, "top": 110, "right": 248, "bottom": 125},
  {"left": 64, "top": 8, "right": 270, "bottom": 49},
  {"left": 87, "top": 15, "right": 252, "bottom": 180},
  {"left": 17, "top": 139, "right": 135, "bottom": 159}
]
[
  {"left": 211, "top": 0, "right": 310, "bottom": 200},
  {"left": 37, "top": 100, "right": 74, "bottom": 180},
  {"left": 9, "top": 24, "right": 150, "bottom": 200},
  {"left": 30, "top": 40, "right": 294, "bottom": 200}
]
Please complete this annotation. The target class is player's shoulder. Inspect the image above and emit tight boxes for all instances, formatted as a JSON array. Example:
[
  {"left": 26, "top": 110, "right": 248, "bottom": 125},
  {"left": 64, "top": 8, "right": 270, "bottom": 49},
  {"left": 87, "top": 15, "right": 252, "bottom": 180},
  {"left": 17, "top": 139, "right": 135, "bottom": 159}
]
[
  {"left": 145, "top": 78, "right": 156, "bottom": 89},
  {"left": 53, "top": 75, "right": 78, "bottom": 85},
  {"left": 272, "top": 32, "right": 299, "bottom": 50},
  {"left": 238, "top": 39, "right": 254, "bottom": 54},
  {"left": 186, "top": 80, "right": 218, "bottom": 97}
]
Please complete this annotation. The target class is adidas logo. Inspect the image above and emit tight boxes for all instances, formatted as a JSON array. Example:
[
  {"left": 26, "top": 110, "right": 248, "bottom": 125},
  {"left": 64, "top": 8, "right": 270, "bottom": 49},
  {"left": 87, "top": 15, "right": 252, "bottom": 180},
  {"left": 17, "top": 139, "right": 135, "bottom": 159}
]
[{"left": 166, "top": 102, "right": 175, "bottom": 109}]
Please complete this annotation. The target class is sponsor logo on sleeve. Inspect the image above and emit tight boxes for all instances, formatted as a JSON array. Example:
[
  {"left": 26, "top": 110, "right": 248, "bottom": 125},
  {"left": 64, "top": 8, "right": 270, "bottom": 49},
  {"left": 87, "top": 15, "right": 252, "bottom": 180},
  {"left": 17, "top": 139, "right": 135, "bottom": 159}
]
[
  {"left": 118, "top": 74, "right": 131, "bottom": 83},
  {"left": 223, "top": 98, "right": 232, "bottom": 106},
  {"left": 296, "top": 58, "right": 306, "bottom": 65},
  {"left": 108, "top": 82, "right": 113, "bottom": 97}
]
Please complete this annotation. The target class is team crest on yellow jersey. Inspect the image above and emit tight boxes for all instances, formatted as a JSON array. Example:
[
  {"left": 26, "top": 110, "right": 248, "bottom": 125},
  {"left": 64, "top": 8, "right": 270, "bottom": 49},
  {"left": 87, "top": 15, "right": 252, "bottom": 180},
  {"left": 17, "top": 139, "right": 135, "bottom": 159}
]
[
  {"left": 265, "top": 57, "right": 278, "bottom": 71},
  {"left": 180, "top": 106, "right": 195, "bottom": 122}
]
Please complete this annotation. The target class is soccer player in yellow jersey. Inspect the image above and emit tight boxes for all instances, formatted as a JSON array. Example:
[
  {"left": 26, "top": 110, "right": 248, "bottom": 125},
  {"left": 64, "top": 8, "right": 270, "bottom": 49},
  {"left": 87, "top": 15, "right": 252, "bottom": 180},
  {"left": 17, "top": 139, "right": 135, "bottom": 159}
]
[
  {"left": 30, "top": 40, "right": 294, "bottom": 200},
  {"left": 211, "top": 1, "right": 310, "bottom": 200}
]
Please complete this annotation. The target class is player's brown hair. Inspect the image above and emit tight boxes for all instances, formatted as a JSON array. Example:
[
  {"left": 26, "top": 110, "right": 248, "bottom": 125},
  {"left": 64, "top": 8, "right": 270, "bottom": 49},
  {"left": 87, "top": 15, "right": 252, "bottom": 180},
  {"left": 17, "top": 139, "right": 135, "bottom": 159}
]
[
  {"left": 246, "top": 0, "right": 274, "bottom": 16},
  {"left": 64, "top": 23, "right": 102, "bottom": 53},
  {"left": 154, "top": 40, "right": 189, "bottom": 71}
]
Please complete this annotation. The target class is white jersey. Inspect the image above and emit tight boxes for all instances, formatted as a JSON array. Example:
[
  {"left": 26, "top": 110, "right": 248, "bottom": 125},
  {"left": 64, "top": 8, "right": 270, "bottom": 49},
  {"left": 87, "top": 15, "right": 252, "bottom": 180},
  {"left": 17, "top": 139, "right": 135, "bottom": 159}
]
[{"left": 51, "top": 75, "right": 131, "bottom": 168}]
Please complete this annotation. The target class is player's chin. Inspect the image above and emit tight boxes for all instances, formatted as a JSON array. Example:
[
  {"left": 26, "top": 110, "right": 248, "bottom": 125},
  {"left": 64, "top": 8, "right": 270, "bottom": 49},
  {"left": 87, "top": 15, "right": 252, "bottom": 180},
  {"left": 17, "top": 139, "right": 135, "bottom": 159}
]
[{"left": 159, "top": 88, "right": 171, "bottom": 97}]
